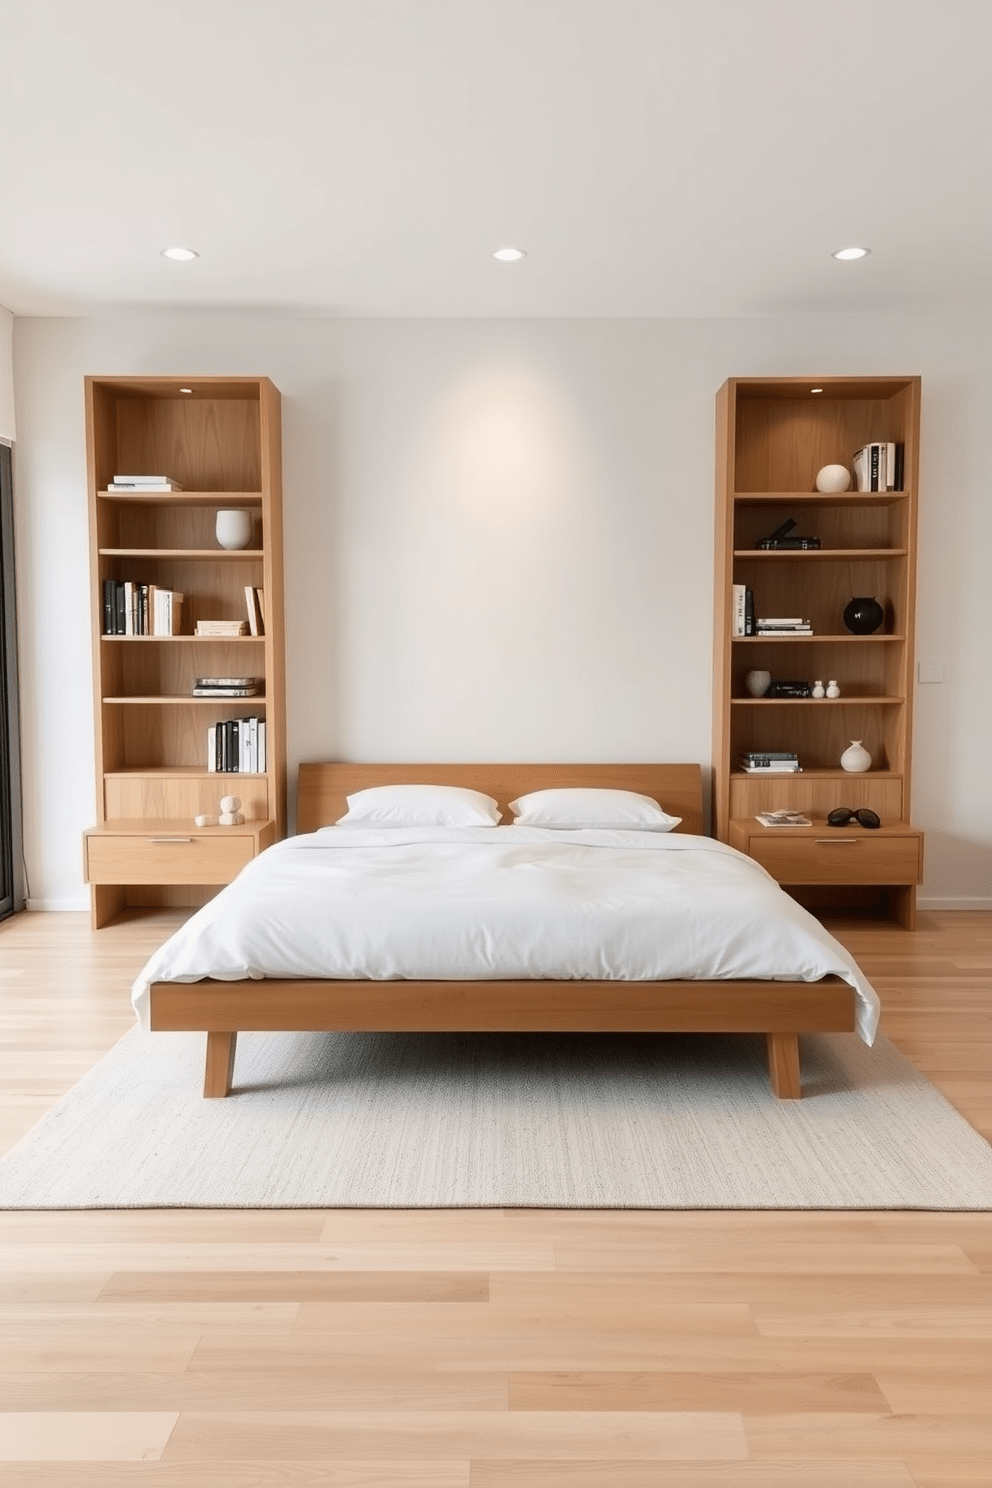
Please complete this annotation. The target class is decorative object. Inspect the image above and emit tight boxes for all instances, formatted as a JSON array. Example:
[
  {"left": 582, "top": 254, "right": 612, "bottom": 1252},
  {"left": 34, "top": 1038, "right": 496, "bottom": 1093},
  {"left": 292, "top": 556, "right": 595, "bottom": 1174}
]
[
  {"left": 194, "top": 814, "right": 215, "bottom": 828},
  {"left": 218, "top": 794, "right": 245, "bottom": 826},
  {"left": 843, "top": 596, "right": 884, "bottom": 635},
  {"left": 815, "top": 463, "right": 852, "bottom": 493},
  {"left": 826, "top": 679, "right": 841, "bottom": 698},
  {"left": 840, "top": 740, "right": 872, "bottom": 773},
  {"left": 215, "top": 509, "right": 253, "bottom": 550},
  {"left": 745, "top": 669, "right": 772, "bottom": 698},
  {"left": 811, "top": 680, "right": 825, "bottom": 699},
  {"left": 3, "top": 1026, "right": 991, "bottom": 1209}
]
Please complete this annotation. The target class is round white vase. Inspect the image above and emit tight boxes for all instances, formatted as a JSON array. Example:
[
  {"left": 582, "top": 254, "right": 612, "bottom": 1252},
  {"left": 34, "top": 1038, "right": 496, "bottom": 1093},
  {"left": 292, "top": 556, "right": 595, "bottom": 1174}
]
[
  {"left": 745, "top": 669, "right": 772, "bottom": 698},
  {"left": 815, "top": 463, "right": 852, "bottom": 493},
  {"left": 215, "top": 509, "right": 253, "bottom": 549},
  {"left": 840, "top": 739, "right": 872, "bottom": 773}
]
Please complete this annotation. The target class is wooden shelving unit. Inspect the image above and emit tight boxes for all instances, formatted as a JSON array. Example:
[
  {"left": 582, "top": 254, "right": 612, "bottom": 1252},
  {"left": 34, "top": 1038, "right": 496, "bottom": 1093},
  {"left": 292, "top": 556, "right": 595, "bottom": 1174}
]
[
  {"left": 83, "top": 376, "right": 285, "bottom": 928},
  {"left": 713, "top": 375, "right": 923, "bottom": 926}
]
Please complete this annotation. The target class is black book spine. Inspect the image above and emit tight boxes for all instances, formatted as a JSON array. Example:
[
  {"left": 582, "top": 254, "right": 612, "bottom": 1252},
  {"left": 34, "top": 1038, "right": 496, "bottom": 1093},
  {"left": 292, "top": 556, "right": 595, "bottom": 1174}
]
[
  {"left": 230, "top": 720, "right": 240, "bottom": 772},
  {"left": 114, "top": 583, "right": 126, "bottom": 635},
  {"left": 869, "top": 444, "right": 880, "bottom": 491},
  {"left": 894, "top": 443, "right": 904, "bottom": 490},
  {"left": 215, "top": 721, "right": 222, "bottom": 773},
  {"left": 744, "top": 587, "right": 755, "bottom": 636},
  {"left": 103, "top": 580, "right": 115, "bottom": 634}
]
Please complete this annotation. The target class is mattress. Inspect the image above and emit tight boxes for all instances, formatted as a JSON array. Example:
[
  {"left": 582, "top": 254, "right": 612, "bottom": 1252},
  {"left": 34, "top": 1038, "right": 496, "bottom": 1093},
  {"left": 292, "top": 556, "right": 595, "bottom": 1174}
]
[{"left": 131, "top": 826, "right": 881, "bottom": 1042}]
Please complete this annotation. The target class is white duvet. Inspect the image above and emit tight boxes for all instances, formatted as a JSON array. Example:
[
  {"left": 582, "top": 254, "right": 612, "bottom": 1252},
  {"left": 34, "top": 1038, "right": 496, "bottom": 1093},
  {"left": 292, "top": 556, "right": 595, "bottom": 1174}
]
[{"left": 132, "top": 827, "right": 880, "bottom": 1042}]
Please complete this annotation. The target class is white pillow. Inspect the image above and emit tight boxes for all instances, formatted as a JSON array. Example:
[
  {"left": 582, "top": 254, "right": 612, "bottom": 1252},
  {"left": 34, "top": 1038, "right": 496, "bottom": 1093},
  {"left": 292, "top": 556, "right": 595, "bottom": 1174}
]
[
  {"left": 508, "top": 787, "right": 681, "bottom": 832},
  {"left": 336, "top": 783, "right": 502, "bottom": 828}
]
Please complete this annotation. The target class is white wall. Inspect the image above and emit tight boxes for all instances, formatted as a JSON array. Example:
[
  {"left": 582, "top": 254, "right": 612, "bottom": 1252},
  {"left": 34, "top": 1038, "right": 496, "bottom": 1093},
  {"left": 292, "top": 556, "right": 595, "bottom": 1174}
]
[{"left": 11, "top": 312, "right": 992, "bottom": 910}]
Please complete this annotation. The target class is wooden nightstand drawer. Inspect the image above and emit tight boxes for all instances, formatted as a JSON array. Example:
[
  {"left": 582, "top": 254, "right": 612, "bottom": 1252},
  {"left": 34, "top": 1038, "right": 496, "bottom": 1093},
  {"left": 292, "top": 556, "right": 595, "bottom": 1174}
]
[
  {"left": 85, "top": 821, "right": 273, "bottom": 886},
  {"left": 730, "top": 821, "right": 923, "bottom": 886}
]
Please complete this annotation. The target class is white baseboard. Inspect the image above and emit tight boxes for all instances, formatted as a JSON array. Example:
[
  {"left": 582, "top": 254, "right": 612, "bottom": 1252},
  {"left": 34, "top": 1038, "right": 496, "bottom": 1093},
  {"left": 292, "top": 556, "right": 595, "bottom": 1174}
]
[
  {"left": 917, "top": 895, "right": 992, "bottom": 912},
  {"left": 26, "top": 896, "right": 90, "bottom": 912}
]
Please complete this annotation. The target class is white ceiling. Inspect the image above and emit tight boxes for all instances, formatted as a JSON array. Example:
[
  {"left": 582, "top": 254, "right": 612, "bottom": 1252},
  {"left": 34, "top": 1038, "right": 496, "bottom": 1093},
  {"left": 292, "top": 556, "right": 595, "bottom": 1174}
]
[{"left": 3, "top": 0, "right": 991, "bottom": 318}]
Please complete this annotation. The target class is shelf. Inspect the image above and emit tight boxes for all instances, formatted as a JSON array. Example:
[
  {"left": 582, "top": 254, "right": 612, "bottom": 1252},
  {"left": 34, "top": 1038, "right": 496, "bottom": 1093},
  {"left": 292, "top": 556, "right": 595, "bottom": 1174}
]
[
  {"left": 99, "top": 548, "right": 264, "bottom": 560},
  {"left": 101, "top": 634, "right": 264, "bottom": 643},
  {"left": 103, "top": 696, "right": 267, "bottom": 706},
  {"left": 730, "top": 768, "right": 901, "bottom": 781},
  {"left": 734, "top": 548, "right": 908, "bottom": 561},
  {"left": 733, "top": 634, "right": 904, "bottom": 643},
  {"left": 734, "top": 491, "right": 908, "bottom": 506},
  {"left": 99, "top": 491, "right": 264, "bottom": 505},
  {"left": 103, "top": 771, "right": 267, "bottom": 782},
  {"left": 732, "top": 696, "right": 903, "bottom": 706}
]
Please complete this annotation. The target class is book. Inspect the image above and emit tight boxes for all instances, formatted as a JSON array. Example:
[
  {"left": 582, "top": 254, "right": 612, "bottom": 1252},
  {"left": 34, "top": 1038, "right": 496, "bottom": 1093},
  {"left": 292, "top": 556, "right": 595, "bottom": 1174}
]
[
  {"left": 255, "top": 588, "right": 265, "bottom": 631},
  {"left": 193, "top": 686, "right": 261, "bottom": 698},
  {"left": 743, "top": 587, "right": 755, "bottom": 636},
  {"left": 756, "top": 810, "right": 812, "bottom": 827},
  {"left": 755, "top": 627, "right": 812, "bottom": 636},
  {"left": 195, "top": 620, "right": 249, "bottom": 636},
  {"left": 732, "top": 583, "right": 746, "bottom": 637},
  {"left": 757, "top": 618, "right": 808, "bottom": 627},
  {"left": 741, "top": 750, "right": 798, "bottom": 761},
  {"left": 740, "top": 763, "right": 802, "bottom": 773},
  {"left": 207, "top": 725, "right": 216, "bottom": 772},
  {"left": 110, "top": 475, "right": 184, "bottom": 490},
  {"left": 245, "top": 585, "right": 261, "bottom": 636}
]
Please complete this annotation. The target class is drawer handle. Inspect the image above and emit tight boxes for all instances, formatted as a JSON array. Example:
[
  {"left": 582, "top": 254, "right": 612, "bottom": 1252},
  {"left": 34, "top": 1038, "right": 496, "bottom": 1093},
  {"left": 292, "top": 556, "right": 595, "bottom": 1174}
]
[
  {"left": 148, "top": 836, "right": 193, "bottom": 843},
  {"left": 814, "top": 837, "right": 860, "bottom": 844}
]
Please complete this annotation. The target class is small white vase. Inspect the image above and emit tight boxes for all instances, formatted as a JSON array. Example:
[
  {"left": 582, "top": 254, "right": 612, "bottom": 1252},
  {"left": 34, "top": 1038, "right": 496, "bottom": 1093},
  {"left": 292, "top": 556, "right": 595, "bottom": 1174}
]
[
  {"left": 811, "top": 680, "right": 825, "bottom": 699},
  {"left": 215, "top": 509, "right": 253, "bottom": 549},
  {"left": 815, "top": 463, "right": 852, "bottom": 493},
  {"left": 826, "top": 679, "right": 840, "bottom": 698},
  {"left": 840, "top": 739, "right": 871, "bottom": 773},
  {"left": 745, "top": 669, "right": 771, "bottom": 698}
]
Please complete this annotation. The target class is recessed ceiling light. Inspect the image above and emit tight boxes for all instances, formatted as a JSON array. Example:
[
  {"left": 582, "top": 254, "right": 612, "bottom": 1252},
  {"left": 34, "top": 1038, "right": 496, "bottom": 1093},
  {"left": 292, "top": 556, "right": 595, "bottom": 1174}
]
[
  {"left": 831, "top": 246, "right": 870, "bottom": 261},
  {"left": 178, "top": 387, "right": 194, "bottom": 394},
  {"left": 810, "top": 387, "right": 824, "bottom": 394},
  {"left": 161, "top": 247, "right": 199, "bottom": 261},
  {"left": 492, "top": 247, "right": 526, "bottom": 262}
]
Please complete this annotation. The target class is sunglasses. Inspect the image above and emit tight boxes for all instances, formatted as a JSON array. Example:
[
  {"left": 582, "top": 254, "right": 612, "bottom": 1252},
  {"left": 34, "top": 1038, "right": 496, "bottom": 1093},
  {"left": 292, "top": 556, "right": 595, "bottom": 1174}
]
[{"left": 826, "top": 807, "right": 881, "bottom": 829}]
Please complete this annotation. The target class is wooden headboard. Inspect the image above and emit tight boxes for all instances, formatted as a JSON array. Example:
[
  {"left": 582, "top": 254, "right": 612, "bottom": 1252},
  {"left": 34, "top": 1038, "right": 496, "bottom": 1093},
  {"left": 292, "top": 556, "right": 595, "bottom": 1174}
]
[{"left": 296, "top": 762, "right": 704, "bottom": 836}]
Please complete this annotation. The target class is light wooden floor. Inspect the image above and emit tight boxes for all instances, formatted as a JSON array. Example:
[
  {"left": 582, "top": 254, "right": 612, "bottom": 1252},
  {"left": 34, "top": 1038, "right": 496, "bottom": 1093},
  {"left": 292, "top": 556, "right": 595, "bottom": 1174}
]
[{"left": 0, "top": 907, "right": 989, "bottom": 1487}]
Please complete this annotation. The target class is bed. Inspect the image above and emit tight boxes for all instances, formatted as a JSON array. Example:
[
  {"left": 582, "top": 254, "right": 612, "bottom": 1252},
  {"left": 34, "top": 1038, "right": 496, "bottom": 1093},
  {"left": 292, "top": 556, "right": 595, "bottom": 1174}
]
[{"left": 142, "top": 762, "right": 874, "bottom": 1101}]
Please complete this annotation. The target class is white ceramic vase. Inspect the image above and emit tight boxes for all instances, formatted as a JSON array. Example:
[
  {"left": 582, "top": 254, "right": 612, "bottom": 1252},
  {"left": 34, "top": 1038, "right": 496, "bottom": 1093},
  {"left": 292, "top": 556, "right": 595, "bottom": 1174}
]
[
  {"left": 745, "top": 669, "right": 771, "bottom": 698},
  {"left": 215, "top": 509, "right": 252, "bottom": 550},
  {"left": 815, "top": 463, "right": 852, "bottom": 493},
  {"left": 840, "top": 739, "right": 872, "bottom": 773}
]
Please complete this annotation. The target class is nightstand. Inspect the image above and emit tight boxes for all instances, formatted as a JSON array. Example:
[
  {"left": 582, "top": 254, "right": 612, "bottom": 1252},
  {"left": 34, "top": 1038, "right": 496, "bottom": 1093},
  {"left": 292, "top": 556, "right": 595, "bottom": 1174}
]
[
  {"left": 84, "top": 818, "right": 276, "bottom": 929},
  {"left": 727, "top": 818, "right": 924, "bottom": 929}
]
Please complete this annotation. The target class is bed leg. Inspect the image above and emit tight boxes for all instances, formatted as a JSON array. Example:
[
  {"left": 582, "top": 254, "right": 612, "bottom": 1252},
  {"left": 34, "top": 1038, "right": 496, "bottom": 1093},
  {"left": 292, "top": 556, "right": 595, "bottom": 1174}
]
[
  {"left": 204, "top": 1031, "right": 238, "bottom": 1098},
  {"left": 766, "top": 1032, "right": 801, "bottom": 1099}
]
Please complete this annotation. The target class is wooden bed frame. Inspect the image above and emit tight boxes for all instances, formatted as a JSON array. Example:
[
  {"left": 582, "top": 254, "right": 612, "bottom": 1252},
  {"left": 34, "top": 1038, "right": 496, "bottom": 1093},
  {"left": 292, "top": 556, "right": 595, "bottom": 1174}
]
[{"left": 148, "top": 762, "right": 856, "bottom": 1100}]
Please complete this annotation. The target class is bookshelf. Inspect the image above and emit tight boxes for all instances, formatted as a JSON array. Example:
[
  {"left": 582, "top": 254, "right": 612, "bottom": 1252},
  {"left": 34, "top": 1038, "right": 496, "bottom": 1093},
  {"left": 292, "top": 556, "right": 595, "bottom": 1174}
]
[
  {"left": 83, "top": 376, "right": 285, "bottom": 928},
  {"left": 713, "top": 376, "right": 923, "bottom": 927}
]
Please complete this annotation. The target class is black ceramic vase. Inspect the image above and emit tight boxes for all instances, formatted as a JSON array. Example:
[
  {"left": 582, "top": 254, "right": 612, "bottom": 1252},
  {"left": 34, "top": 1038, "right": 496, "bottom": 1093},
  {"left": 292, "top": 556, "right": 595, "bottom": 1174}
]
[{"left": 843, "top": 596, "right": 884, "bottom": 634}]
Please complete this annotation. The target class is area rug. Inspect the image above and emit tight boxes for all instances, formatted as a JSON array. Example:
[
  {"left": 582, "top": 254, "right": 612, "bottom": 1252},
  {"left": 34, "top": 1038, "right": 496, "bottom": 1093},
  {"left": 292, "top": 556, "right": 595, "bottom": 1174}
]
[{"left": 1, "top": 1027, "right": 990, "bottom": 1209}]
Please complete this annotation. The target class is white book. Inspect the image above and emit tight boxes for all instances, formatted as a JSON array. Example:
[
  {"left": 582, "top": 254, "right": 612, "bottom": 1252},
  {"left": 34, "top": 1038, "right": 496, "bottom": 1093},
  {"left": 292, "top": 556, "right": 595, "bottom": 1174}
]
[
  {"left": 111, "top": 475, "right": 184, "bottom": 489},
  {"left": 886, "top": 441, "right": 897, "bottom": 490},
  {"left": 732, "top": 583, "right": 746, "bottom": 637},
  {"left": 257, "top": 719, "right": 266, "bottom": 774},
  {"left": 852, "top": 447, "right": 868, "bottom": 492},
  {"left": 207, "top": 725, "right": 216, "bottom": 773},
  {"left": 250, "top": 716, "right": 258, "bottom": 774}
]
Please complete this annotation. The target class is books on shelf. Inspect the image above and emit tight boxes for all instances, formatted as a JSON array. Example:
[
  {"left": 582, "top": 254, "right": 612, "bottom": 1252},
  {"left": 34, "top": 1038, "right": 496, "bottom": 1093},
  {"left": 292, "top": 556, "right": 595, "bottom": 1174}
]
[
  {"left": 195, "top": 619, "right": 249, "bottom": 636},
  {"left": 207, "top": 716, "right": 266, "bottom": 774},
  {"left": 740, "top": 752, "right": 801, "bottom": 774},
  {"left": 107, "top": 474, "right": 184, "bottom": 492},
  {"left": 755, "top": 810, "right": 812, "bottom": 827},
  {"left": 852, "top": 442, "right": 904, "bottom": 493},
  {"left": 244, "top": 585, "right": 265, "bottom": 636},
  {"left": 740, "top": 762, "right": 803, "bottom": 773},
  {"left": 102, "top": 581, "right": 184, "bottom": 635},
  {"left": 756, "top": 618, "right": 812, "bottom": 635},
  {"left": 193, "top": 676, "right": 263, "bottom": 698}
]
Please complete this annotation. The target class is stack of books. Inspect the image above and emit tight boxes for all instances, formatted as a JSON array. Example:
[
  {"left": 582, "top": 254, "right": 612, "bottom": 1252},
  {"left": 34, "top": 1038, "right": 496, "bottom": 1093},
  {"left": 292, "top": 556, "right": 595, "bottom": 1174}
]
[
  {"left": 207, "top": 717, "right": 266, "bottom": 773},
  {"left": 106, "top": 474, "right": 184, "bottom": 493},
  {"left": 740, "top": 751, "right": 802, "bottom": 774},
  {"left": 852, "top": 442, "right": 904, "bottom": 492},
  {"left": 195, "top": 619, "right": 249, "bottom": 637},
  {"left": 192, "top": 676, "right": 263, "bottom": 698},
  {"left": 103, "top": 581, "right": 184, "bottom": 635},
  {"left": 731, "top": 584, "right": 756, "bottom": 636},
  {"left": 755, "top": 809, "right": 812, "bottom": 827},
  {"left": 756, "top": 617, "right": 812, "bottom": 636}
]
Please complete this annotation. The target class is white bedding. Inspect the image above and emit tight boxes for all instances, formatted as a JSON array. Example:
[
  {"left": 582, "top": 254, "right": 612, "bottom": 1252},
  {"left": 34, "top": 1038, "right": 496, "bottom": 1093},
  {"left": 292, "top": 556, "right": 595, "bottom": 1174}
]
[{"left": 131, "top": 827, "right": 880, "bottom": 1042}]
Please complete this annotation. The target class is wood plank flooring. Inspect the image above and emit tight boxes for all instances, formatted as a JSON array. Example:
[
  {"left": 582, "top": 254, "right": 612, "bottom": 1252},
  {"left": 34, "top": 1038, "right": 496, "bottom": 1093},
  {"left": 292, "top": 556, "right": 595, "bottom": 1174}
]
[{"left": 0, "top": 907, "right": 989, "bottom": 1486}]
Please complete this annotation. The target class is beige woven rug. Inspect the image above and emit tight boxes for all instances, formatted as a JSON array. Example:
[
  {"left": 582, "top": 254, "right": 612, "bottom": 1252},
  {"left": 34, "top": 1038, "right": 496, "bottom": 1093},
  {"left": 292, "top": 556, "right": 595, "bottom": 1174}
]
[{"left": 1, "top": 1027, "right": 990, "bottom": 1208}]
